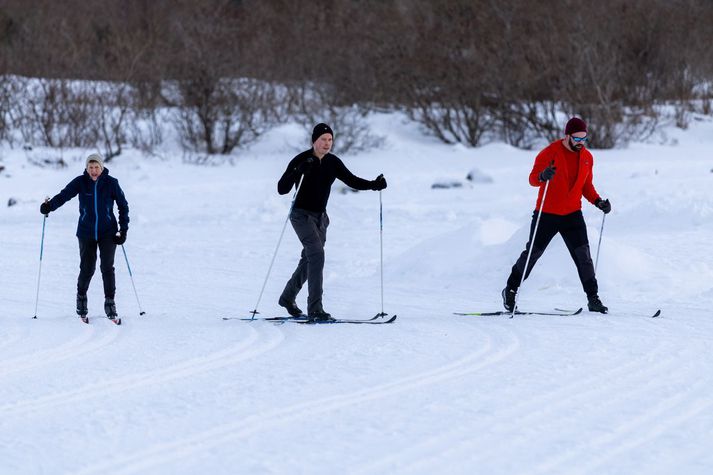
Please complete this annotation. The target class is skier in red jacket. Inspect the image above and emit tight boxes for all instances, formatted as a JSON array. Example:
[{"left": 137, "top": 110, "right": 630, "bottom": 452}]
[{"left": 502, "top": 117, "right": 611, "bottom": 313}]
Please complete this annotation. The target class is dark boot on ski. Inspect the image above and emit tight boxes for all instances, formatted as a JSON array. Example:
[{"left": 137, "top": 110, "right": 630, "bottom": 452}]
[
  {"left": 76, "top": 294, "right": 88, "bottom": 317},
  {"left": 587, "top": 295, "right": 608, "bottom": 314},
  {"left": 278, "top": 297, "right": 304, "bottom": 317},
  {"left": 104, "top": 298, "right": 122, "bottom": 325},
  {"left": 502, "top": 287, "right": 517, "bottom": 312},
  {"left": 307, "top": 309, "right": 334, "bottom": 322},
  {"left": 104, "top": 298, "right": 118, "bottom": 319}
]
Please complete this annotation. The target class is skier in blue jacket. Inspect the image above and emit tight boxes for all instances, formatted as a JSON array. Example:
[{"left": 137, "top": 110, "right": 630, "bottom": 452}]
[{"left": 40, "top": 154, "right": 130, "bottom": 320}]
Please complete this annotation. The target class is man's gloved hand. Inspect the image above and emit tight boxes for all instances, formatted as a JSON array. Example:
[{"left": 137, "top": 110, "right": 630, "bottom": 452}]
[
  {"left": 371, "top": 174, "right": 387, "bottom": 191},
  {"left": 113, "top": 230, "right": 127, "bottom": 245},
  {"left": 538, "top": 162, "right": 556, "bottom": 182},
  {"left": 594, "top": 198, "right": 611, "bottom": 214},
  {"left": 40, "top": 202, "right": 51, "bottom": 215},
  {"left": 295, "top": 157, "right": 315, "bottom": 174}
]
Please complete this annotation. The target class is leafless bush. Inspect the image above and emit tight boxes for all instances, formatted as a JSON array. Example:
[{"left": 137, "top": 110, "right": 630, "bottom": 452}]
[
  {"left": 172, "top": 77, "right": 279, "bottom": 157},
  {"left": 289, "top": 84, "right": 384, "bottom": 154},
  {"left": 10, "top": 78, "right": 92, "bottom": 148},
  {"left": 0, "top": 75, "right": 11, "bottom": 145},
  {"left": 128, "top": 106, "right": 166, "bottom": 157},
  {"left": 83, "top": 82, "right": 134, "bottom": 161}
]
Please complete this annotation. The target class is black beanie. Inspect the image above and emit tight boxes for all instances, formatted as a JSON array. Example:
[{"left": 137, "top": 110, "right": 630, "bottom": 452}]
[{"left": 312, "top": 123, "right": 334, "bottom": 143}]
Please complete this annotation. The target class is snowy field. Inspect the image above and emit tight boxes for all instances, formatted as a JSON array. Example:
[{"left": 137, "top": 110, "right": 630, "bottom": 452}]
[{"left": 1, "top": 114, "right": 712, "bottom": 474}]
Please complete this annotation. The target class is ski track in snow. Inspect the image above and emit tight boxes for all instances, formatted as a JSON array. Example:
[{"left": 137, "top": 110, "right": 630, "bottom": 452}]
[
  {"left": 0, "top": 323, "right": 284, "bottom": 418},
  {"left": 0, "top": 321, "right": 118, "bottom": 378},
  {"left": 362, "top": 316, "right": 708, "bottom": 475},
  {"left": 73, "top": 324, "right": 520, "bottom": 475}
]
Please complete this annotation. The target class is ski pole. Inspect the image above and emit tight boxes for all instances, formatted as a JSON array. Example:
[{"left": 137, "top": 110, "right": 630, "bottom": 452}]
[
  {"left": 33, "top": 199, "right": 49, "bottom": 319},
  {"left": 512, "top": 178, "right": 551, "bottom": 318},
  {"left": 594, "top": 213, "right": 606, "bottom": 274},
  {"left": 250, "top": 177, "right": 304, "bottom": 320},
  {"left": 375, "top": 190, "right": 387, "bottom": 318},
  {"left": 120, "top": 243, "right": 146, "bottom": 316}
]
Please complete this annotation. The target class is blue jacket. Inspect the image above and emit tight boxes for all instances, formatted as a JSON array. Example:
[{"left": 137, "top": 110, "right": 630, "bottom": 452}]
[{"left": 48, "top": 168, "right": 129, "bottom": 240}]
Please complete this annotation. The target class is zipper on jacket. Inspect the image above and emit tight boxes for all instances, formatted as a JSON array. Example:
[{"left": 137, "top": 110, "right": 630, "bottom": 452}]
[{"left": 94, "top": 180, "right": 99, "bottom": 241}]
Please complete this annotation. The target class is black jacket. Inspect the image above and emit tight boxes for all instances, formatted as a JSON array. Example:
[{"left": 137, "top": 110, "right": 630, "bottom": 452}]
[{"left": 278, "top": 150, "right": 373, "bottom": 212}]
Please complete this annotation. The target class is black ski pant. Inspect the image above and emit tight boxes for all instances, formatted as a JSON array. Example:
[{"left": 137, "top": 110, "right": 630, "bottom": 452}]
[
  {"left": 506, "top": 210, "right": 598, "bottom": 297},
  {"left": 280, "top": 208, "right": 329, "bottom": 314},
  {"left": 77, "top": 235, "right": 117, "bottom": 299}
]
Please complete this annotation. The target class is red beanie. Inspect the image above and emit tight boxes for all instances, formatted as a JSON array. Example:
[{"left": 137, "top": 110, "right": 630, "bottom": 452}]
[{"left": 565, "top": 117, "right": 587, "bottom": 135}]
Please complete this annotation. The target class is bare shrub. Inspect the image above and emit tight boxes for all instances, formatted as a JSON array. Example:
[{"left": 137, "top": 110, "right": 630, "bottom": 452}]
[
  {"left": 0, "top": 75, "right": 12, "bottom": 145},
  {"left": 83, "top": 82, "right": 134, "bottom": 161},
  {"left": 172, "top": 77, "right": 279, "bottom": 157},
  {"left": 12, "top": 78, "right": 91, "bottom": 148},
  {"left": 289, "top": 84, "right": 384, "bottom": 154}
]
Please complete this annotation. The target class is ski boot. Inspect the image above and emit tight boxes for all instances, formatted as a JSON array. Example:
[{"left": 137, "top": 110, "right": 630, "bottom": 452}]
[
  {"left": 587, "top": 295, "right": 608, "bottom": 314},
  {"left": 104, "top": 298, "right": 122, "bottom": 325},
  {"left": 501, "top": 287, "right": 517, "bottom": 312},
  {"left": 307, "top": 309, "right": 334, "bottom": 323},
  {"left": 278, "top": 297, "right": 305, "bottom": 317},
  {"left": 77, "top": 294, "right": 89, "bottom": 324}
]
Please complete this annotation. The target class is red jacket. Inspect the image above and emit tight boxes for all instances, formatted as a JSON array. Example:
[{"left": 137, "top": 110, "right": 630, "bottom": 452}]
[{"left": 529, "top": 140, "right": 600, "bottom": 215}]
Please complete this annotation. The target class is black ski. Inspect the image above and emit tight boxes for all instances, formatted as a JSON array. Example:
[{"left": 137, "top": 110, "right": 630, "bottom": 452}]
[
  {"left": 454, "top": 308, "right": 583, "bottom": 317},
  {"left": 223, "top": 313, "right": 387, "bottom": 323},
  {"left": 108, "top": 317, "right": 122, "bottom": 325},
  {"left": 223, "top": 315, "right": 307, "bottom": 322},
  {"left": 290, "top": 315, "right": 398, "bottom": 325},
  {"left": 80, "top": 316, "right": 89, "bottom": 324}
]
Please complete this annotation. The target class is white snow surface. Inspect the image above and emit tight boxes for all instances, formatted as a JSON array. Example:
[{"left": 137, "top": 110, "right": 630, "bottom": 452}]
[{"left": 1, "top": 113, "right": 712, "bottom": 474}]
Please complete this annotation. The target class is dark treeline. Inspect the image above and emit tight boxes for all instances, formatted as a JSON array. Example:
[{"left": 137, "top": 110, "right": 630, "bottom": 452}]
[{"left": 1, "top": 0, "right": 712, "bottom": 160}]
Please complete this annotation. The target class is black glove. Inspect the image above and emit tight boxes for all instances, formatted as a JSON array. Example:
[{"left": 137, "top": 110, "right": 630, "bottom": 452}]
[
  {"left": 538, "top": 163, "right": 556, "bottom": 182},
  {"left": 295, "top": 157, "right": 315, "bottom": 175},
  {"left": 40, "top": 202, "right": 51, "bottom": 215},
  {"left": 113, "top": 230, "right": 127, "bottom": 245},
  {"left": 371, "top": 174, "right": 387, "bottom": 191},
  {"left": 594, "top": 198, "right": 611, "bottom": 214}
]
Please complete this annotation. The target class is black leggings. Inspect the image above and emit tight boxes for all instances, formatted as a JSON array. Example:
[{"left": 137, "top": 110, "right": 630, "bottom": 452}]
[
  {"left": 77, "top": 235, "right": 117, "bottom": 298},
  {"left": 506, "top": 210, "right": 598, "bottom": 297}
]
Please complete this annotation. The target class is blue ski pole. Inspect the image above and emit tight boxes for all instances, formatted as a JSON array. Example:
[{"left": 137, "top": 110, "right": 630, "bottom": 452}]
[{"left": 33, "top": 200, "right": 49, "bottom": 319}]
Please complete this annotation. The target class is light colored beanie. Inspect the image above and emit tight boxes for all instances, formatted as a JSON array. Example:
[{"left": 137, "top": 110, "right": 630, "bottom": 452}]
[{"left": 86, "top": 153, "right": 104, "bottom": 170}]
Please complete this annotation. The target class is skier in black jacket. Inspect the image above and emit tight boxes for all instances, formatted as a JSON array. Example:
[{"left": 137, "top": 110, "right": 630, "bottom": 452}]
[
  {"left": 277, "top": 123, "right": 387, "bottom": 321},
  {"left": 40, "top": 154, "right": 129, "bottom": 321}
]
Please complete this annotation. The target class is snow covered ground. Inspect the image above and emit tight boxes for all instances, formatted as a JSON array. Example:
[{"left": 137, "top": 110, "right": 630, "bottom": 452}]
[{"left": 1, "top": 113, "right": 712, "bottom": 474}]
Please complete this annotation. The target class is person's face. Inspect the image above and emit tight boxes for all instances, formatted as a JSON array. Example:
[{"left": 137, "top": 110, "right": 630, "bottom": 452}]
[
  {"left": 87, "top": 162, "right": 102, "bottom": 181},
  {"left": 313, "top": 133, "right": 333, "bottom": 157},
  {"left": 569, "top": 131, "right": 588, "bottom": 151}
]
